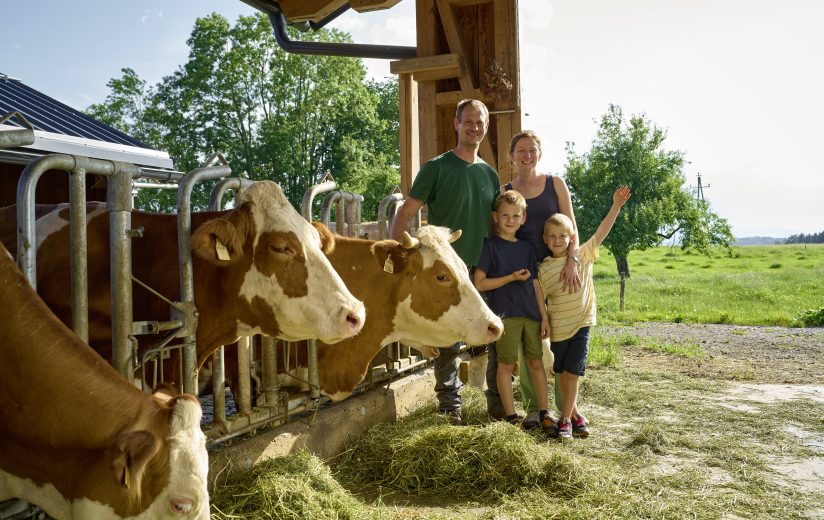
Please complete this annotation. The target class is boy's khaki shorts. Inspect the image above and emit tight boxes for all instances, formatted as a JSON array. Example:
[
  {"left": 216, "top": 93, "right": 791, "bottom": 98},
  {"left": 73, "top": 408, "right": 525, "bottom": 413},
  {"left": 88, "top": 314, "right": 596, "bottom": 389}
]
[{"left": 497, "top": 316, "right": 542, "bottom": 364}]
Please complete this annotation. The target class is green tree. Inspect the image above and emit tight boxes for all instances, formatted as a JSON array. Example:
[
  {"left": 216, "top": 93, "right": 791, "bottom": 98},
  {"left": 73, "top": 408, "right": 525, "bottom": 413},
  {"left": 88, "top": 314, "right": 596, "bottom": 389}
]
[
  {"left": 565, "top": 104, "right": 733, "bottom": 284},
  {"left": 87, "top": 13, "right": 400, "bottom": 218}
]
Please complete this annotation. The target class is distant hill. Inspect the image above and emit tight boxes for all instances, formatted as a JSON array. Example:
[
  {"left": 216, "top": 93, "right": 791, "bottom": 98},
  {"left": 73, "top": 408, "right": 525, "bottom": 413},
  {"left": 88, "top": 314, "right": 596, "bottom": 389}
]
[{"left": 734, "top": 236, "right": 785, "bottom": 246}]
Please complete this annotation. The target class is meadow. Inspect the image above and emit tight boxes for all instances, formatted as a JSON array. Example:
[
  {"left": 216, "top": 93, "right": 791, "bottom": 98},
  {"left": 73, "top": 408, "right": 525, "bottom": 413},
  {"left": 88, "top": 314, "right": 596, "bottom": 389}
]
[
  {"left": 593, "top": 244, "right": 824, "bottom": 326},
  {"left": 209, "top": 244, "right": 824, "bottom": 519}
]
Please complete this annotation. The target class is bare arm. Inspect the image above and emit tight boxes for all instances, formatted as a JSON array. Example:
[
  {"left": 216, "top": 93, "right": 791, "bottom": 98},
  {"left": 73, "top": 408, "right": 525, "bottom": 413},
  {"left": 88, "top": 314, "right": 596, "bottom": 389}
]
[
  {"left": 533, "top": 278, "right": 549, "bottom": 339},
  {"left": 555, "top": 176, "right": 581, "bottom": 292},
  {"left": 389, "top": 197, "right": 424, "bottom": 242},
  {"left": 473, "top": 267, "right": 530, "bottom": 292},
  {"left": 593, "top": 186, "right": 632, "bottom": 247}
]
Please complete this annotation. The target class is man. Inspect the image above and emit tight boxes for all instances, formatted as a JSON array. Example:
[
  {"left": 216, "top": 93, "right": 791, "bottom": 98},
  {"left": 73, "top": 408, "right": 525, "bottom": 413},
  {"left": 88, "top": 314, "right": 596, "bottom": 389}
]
[{"left": 390, "top": 99, "right": 499, "bottom": 426}]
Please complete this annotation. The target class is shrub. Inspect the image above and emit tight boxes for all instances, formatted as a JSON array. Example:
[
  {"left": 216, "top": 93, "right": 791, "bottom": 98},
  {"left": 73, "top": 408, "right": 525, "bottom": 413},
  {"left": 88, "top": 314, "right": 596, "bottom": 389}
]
[{"left": 792, "top": 307, "right": 824, "bottom": 327}]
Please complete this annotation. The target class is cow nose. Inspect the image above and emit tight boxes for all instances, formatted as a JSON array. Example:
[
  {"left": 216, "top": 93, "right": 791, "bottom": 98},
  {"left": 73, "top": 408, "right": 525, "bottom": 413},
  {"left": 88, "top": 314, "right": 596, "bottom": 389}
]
[
  {"left": 344, "top": 302, "right": 365, "bottom": 334},
  {"left": 169, "top": 497, "right": 193, "bottom": 515},
  {"left": 487, "top": 322, "right": 502, "bottom": 340}
]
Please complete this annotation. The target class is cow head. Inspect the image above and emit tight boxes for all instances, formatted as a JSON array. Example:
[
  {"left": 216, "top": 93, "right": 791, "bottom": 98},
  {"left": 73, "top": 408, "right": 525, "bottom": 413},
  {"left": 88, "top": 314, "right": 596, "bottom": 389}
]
[
  {"left": 387, "top": 226, "right": 503, "bottom": 348},
  {"left": 191, "top": 181, "right": 364, "bottom": 344},
  {"left": 133, "top": 394, "right": 209, "bottom": 519}
]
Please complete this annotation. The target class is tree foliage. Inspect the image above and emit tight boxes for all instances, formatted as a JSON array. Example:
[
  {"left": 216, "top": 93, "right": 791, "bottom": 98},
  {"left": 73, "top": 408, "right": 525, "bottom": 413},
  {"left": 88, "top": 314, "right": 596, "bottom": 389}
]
[
  {"left": 87, "top": 13, "right": 399, "bottom": 218},
  {"left": 785, "top": 231, "right": 824, "bottom": 244},
  {"left": 565, "top": 104, "right": 733, "bottom": 278}
]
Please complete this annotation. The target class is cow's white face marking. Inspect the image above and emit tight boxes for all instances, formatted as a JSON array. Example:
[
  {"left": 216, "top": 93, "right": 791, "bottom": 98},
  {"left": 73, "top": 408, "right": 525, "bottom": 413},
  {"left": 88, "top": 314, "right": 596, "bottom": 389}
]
[
  {"left": 393, "top": 226, "right": 502, "bottom": 347},
  {"left": 236, "top": 182, "right": 364, "bottom": 343},
  {"left": 0, "top": 401, "right": 209, "bottom": 520}
]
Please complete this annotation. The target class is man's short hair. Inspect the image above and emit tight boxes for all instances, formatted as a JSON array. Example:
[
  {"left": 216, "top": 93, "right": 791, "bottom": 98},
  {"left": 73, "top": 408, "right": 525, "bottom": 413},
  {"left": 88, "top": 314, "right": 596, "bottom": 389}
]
[
  {"left": 455, "top": 99, "right": 489, "bottom": 122},
  {"left": 544, "top": 213, "right": 574, "bottom": 234},
  {"left": 494, "top": 190, "right": 527, "bottom": 212}
]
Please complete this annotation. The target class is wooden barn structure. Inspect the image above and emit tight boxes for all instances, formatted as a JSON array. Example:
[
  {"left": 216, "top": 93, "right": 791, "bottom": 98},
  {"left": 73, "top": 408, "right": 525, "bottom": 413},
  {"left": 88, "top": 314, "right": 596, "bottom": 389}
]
[{"left": 243, "top": 0, "right": 523, "bottom": 191}]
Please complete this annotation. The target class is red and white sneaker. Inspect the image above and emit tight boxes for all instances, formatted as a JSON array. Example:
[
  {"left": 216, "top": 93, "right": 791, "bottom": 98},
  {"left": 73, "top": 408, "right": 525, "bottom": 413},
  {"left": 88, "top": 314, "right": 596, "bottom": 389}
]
[
  {"left": 572, "top": 414, "right": 590, "bottom": 438},
  {"left": 557, "top": 417, "right": 572, "bottom": 439}
]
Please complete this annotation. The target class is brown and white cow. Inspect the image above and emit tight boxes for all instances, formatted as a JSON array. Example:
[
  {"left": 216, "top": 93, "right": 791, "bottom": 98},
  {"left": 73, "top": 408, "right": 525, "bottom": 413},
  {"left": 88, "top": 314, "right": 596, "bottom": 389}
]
[
  {"left": 0, "top": 242, "right": 209, "bottom": 520},
  {"left": 265, "top": 224, "right": 503, "bottom": 401},
  {"left": 0, "top": 181, "right": 365, "bottom": 385}
]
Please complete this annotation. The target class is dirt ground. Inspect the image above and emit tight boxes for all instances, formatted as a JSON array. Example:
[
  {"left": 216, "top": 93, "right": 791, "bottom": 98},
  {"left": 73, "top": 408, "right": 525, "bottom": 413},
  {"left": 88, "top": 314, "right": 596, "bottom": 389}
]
[
  {"left": 600, "top": 323, "right": 824, "bottom": 500},
  {"left": 600, "top": 322, "right": 824, "bottom": 384}
]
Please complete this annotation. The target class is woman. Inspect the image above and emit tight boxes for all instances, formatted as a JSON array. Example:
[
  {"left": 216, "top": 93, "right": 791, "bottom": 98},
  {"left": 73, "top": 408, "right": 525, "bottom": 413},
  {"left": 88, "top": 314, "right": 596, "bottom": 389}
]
[{"left": 486, "top": 130, "right": 581, "bottom": 429}]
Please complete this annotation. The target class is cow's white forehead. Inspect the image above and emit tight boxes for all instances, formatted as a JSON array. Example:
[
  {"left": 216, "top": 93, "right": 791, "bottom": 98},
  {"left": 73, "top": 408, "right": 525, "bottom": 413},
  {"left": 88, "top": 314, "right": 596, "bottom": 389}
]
[
  {"left": 414, "top": 226, "right": 466, "bottom": 272},
  {"left": 239, "top": 180, "right": 319, "bottom": 242}
]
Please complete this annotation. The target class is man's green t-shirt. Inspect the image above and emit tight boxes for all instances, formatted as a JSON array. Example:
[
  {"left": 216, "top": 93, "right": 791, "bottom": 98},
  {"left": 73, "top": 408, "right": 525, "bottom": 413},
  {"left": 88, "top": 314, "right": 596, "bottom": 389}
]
[{"left": 408, "top": 151, "right": 500, "bottom": 266}]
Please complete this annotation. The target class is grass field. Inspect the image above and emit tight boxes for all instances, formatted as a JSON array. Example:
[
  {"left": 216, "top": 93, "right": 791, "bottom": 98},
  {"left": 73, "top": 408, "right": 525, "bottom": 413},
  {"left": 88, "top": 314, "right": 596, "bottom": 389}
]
[
  {"left": 593, "top": 244, "right": 824, "bottom": 326},
  {"left": 209, "top": 243, "right": 824, "bottom": 519}
]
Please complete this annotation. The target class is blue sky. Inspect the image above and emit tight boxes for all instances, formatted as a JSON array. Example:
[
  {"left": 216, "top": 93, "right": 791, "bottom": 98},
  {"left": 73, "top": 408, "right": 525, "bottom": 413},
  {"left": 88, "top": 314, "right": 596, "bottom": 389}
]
[{"left": 2, "top": 0, "right": 822, "bottom": 237}]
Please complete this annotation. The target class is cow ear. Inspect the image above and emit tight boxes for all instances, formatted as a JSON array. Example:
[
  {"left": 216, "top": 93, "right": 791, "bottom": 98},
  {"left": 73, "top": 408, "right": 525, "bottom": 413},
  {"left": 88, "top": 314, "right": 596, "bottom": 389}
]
[
  {"left": 311, "top": 222, "right": 336, "bottom": 255},
  {"left": 111, "top": 431, "right": 159, "bottom": 495},
  {"left": 151, "top": 383, "right": 180, "bottom": 404},
  {"left": 371, "top": 240, "right": 411, "bottom": 274},
  {"left": 192, "top": 216, "right": 245, "bottom": 266}
]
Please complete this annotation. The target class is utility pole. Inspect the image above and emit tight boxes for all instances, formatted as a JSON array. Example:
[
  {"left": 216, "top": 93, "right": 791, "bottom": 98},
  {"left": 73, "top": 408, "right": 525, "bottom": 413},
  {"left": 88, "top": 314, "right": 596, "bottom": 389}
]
[{"left": 690, "top": 172, "right": 710, "bottom": 201}]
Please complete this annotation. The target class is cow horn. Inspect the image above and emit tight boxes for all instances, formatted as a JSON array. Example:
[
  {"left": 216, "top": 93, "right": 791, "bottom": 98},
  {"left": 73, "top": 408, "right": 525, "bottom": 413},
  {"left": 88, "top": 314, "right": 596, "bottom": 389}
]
[
  {"left": 448, "top": 229, "right": 462, "bottom": 244},
  {"left": 402, "top": 232, "right": 420, "bottom": 250}
]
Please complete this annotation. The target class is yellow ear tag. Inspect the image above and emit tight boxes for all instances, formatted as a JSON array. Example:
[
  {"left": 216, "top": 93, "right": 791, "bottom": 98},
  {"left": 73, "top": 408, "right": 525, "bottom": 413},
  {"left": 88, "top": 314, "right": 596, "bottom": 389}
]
[
  {"left": 215, "top": 239, "right": 231, "bottom": 261},
  {"left": 383, "top": 256, "right": 394, "bottom": 274}
]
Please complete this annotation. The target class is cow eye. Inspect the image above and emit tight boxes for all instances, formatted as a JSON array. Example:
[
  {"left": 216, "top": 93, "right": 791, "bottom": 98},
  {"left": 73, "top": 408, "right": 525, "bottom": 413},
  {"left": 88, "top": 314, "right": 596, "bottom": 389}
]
[
  {"left": 270, "top": 241, "right": 291, "bottom": 254},
  {"left": 436, "top": 273, "right": 449, "bottom": 283}
]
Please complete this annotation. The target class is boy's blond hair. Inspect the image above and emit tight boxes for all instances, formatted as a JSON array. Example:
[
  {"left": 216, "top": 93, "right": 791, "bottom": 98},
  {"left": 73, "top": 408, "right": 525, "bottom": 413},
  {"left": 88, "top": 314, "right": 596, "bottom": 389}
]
[
  {"left": 544, "top": 213, "right": 574, "bottom": 234},
  {"left": 494, "top": 190, "right": 527, "bottom": 212}
]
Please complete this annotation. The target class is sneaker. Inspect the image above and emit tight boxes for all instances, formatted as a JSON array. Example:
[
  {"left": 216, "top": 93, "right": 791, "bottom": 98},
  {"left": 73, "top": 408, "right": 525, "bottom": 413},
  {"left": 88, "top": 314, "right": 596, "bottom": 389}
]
[
  {"left": 572, "top": 414, "right": 590, "bottom": 438},
  {"left": 505, "top": 413, "right": 524, "bottom": 428},
  {"left": 540, "top": 412, "right": 559, "bottom": 437},
  {"left": 443, "top": 409, "right": 464, "bottom": 426},
  {"left": 522, "top": 410, "right": 540, "bottom": 431},
  {"left": 557, "top": 418, "right": 572, "bottom": 439}
]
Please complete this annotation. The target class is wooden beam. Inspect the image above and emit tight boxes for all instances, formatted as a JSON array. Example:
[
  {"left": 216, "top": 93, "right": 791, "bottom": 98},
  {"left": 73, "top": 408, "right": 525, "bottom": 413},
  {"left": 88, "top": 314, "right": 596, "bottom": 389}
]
[
  {"left": 398, "top": 74, "right": 420, "bottom": 196},
  {"left": 390, "top": 53, "right": 461, "bottom": 75},
  {"left": 448, "top": 0, "right": 493, "bottom": 6},
  {"left": 417, "top": 0, "right": 440, "bottom": 166},
  {"left": 277, "top": 0, "right": 347, "bottom": 23},
  {"left": 435, "top": 0, "right": 496, "bottom": 164},
  {"left": 435, "top": 89, "right": 488, "bottom": 106},
  {"left": 350, "top": 0, "right": 402, "bottom": 12}
]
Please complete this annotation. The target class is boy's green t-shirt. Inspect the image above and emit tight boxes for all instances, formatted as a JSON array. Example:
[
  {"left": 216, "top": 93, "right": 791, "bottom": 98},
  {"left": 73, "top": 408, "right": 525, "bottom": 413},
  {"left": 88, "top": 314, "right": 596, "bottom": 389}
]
[{"left": 408, "top": 151, "right": 500, "bottom": 266}]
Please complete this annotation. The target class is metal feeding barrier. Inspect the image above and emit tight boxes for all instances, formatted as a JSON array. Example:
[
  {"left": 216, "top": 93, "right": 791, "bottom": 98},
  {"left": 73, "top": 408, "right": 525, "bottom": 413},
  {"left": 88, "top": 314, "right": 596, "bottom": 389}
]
[{"left": 11, "top": 150, "right": 433, "bottom": 447}]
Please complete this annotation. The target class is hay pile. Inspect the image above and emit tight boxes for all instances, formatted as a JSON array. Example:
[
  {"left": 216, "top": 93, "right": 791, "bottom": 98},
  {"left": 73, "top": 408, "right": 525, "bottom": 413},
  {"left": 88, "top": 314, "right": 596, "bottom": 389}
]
[
  {"left": 210, "top": 450, "right": 371, "bottom": 520},
  {"left": 335, "top": 387, "right": 588, "bottom": 500}
]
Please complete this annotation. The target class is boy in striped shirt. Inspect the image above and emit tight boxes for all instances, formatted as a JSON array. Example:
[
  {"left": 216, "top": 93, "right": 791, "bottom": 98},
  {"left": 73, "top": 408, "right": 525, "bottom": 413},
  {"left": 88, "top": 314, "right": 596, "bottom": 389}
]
[{"left": 538, "top": 186, "right": 631, "bottom": 439}]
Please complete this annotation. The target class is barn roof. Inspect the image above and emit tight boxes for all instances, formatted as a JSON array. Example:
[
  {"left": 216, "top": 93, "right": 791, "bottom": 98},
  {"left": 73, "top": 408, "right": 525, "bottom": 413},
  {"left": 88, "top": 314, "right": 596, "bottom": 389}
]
[{"left": 0, "top": 73, "right": 173, "bottom": 169}]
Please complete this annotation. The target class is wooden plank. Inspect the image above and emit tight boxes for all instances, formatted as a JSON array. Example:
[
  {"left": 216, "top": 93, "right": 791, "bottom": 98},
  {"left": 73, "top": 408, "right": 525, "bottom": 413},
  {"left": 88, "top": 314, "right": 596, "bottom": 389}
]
[
  {"left": 398, "top": 74, "right": 420, "bottom": 195},
  {"left": 496, "top": 112, "right": 513, "bottom": 184},
  {"left": 390, "top": 53, "right": 461, "bottom": 75},
  {"left": 448, "top": 0, "right": 493, "bottom": 6},
  {"left": 412, "top": 65, "right": 463, "bottom": 82},
  {"left": 417, "top": 0, "right": 440, "bottom": 167},
  {"left": 435, "top": 0, "right": 496, "bottom": 163},
  {"left": 350, "top": 0, "right": 402, "bottom": 13},
  {"left": 435, "top": 89, "right": 487, "bottom": 106},
  {"left": 277, "top": 0, "right": 347, "bottom": 23}
]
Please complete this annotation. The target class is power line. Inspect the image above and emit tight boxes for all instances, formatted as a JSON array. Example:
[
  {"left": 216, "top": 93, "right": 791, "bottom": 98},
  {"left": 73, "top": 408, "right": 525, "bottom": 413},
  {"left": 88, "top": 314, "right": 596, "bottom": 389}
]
[{"left": 689, "top": 172, "right": 710, "bottom": 201}]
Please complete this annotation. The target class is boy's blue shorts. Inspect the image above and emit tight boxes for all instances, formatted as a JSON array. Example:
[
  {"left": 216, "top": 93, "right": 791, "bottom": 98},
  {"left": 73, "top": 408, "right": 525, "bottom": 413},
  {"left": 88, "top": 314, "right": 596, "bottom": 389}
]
[{"left": 550, "top": 327, "right": 590, "bottom": 376}]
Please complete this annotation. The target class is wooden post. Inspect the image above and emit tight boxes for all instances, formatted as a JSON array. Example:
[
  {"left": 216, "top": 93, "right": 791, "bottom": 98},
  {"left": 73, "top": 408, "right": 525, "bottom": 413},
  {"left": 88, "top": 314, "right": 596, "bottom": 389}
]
[{"left": 398, "top": 73, "right": 420, "bottom": 195}]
